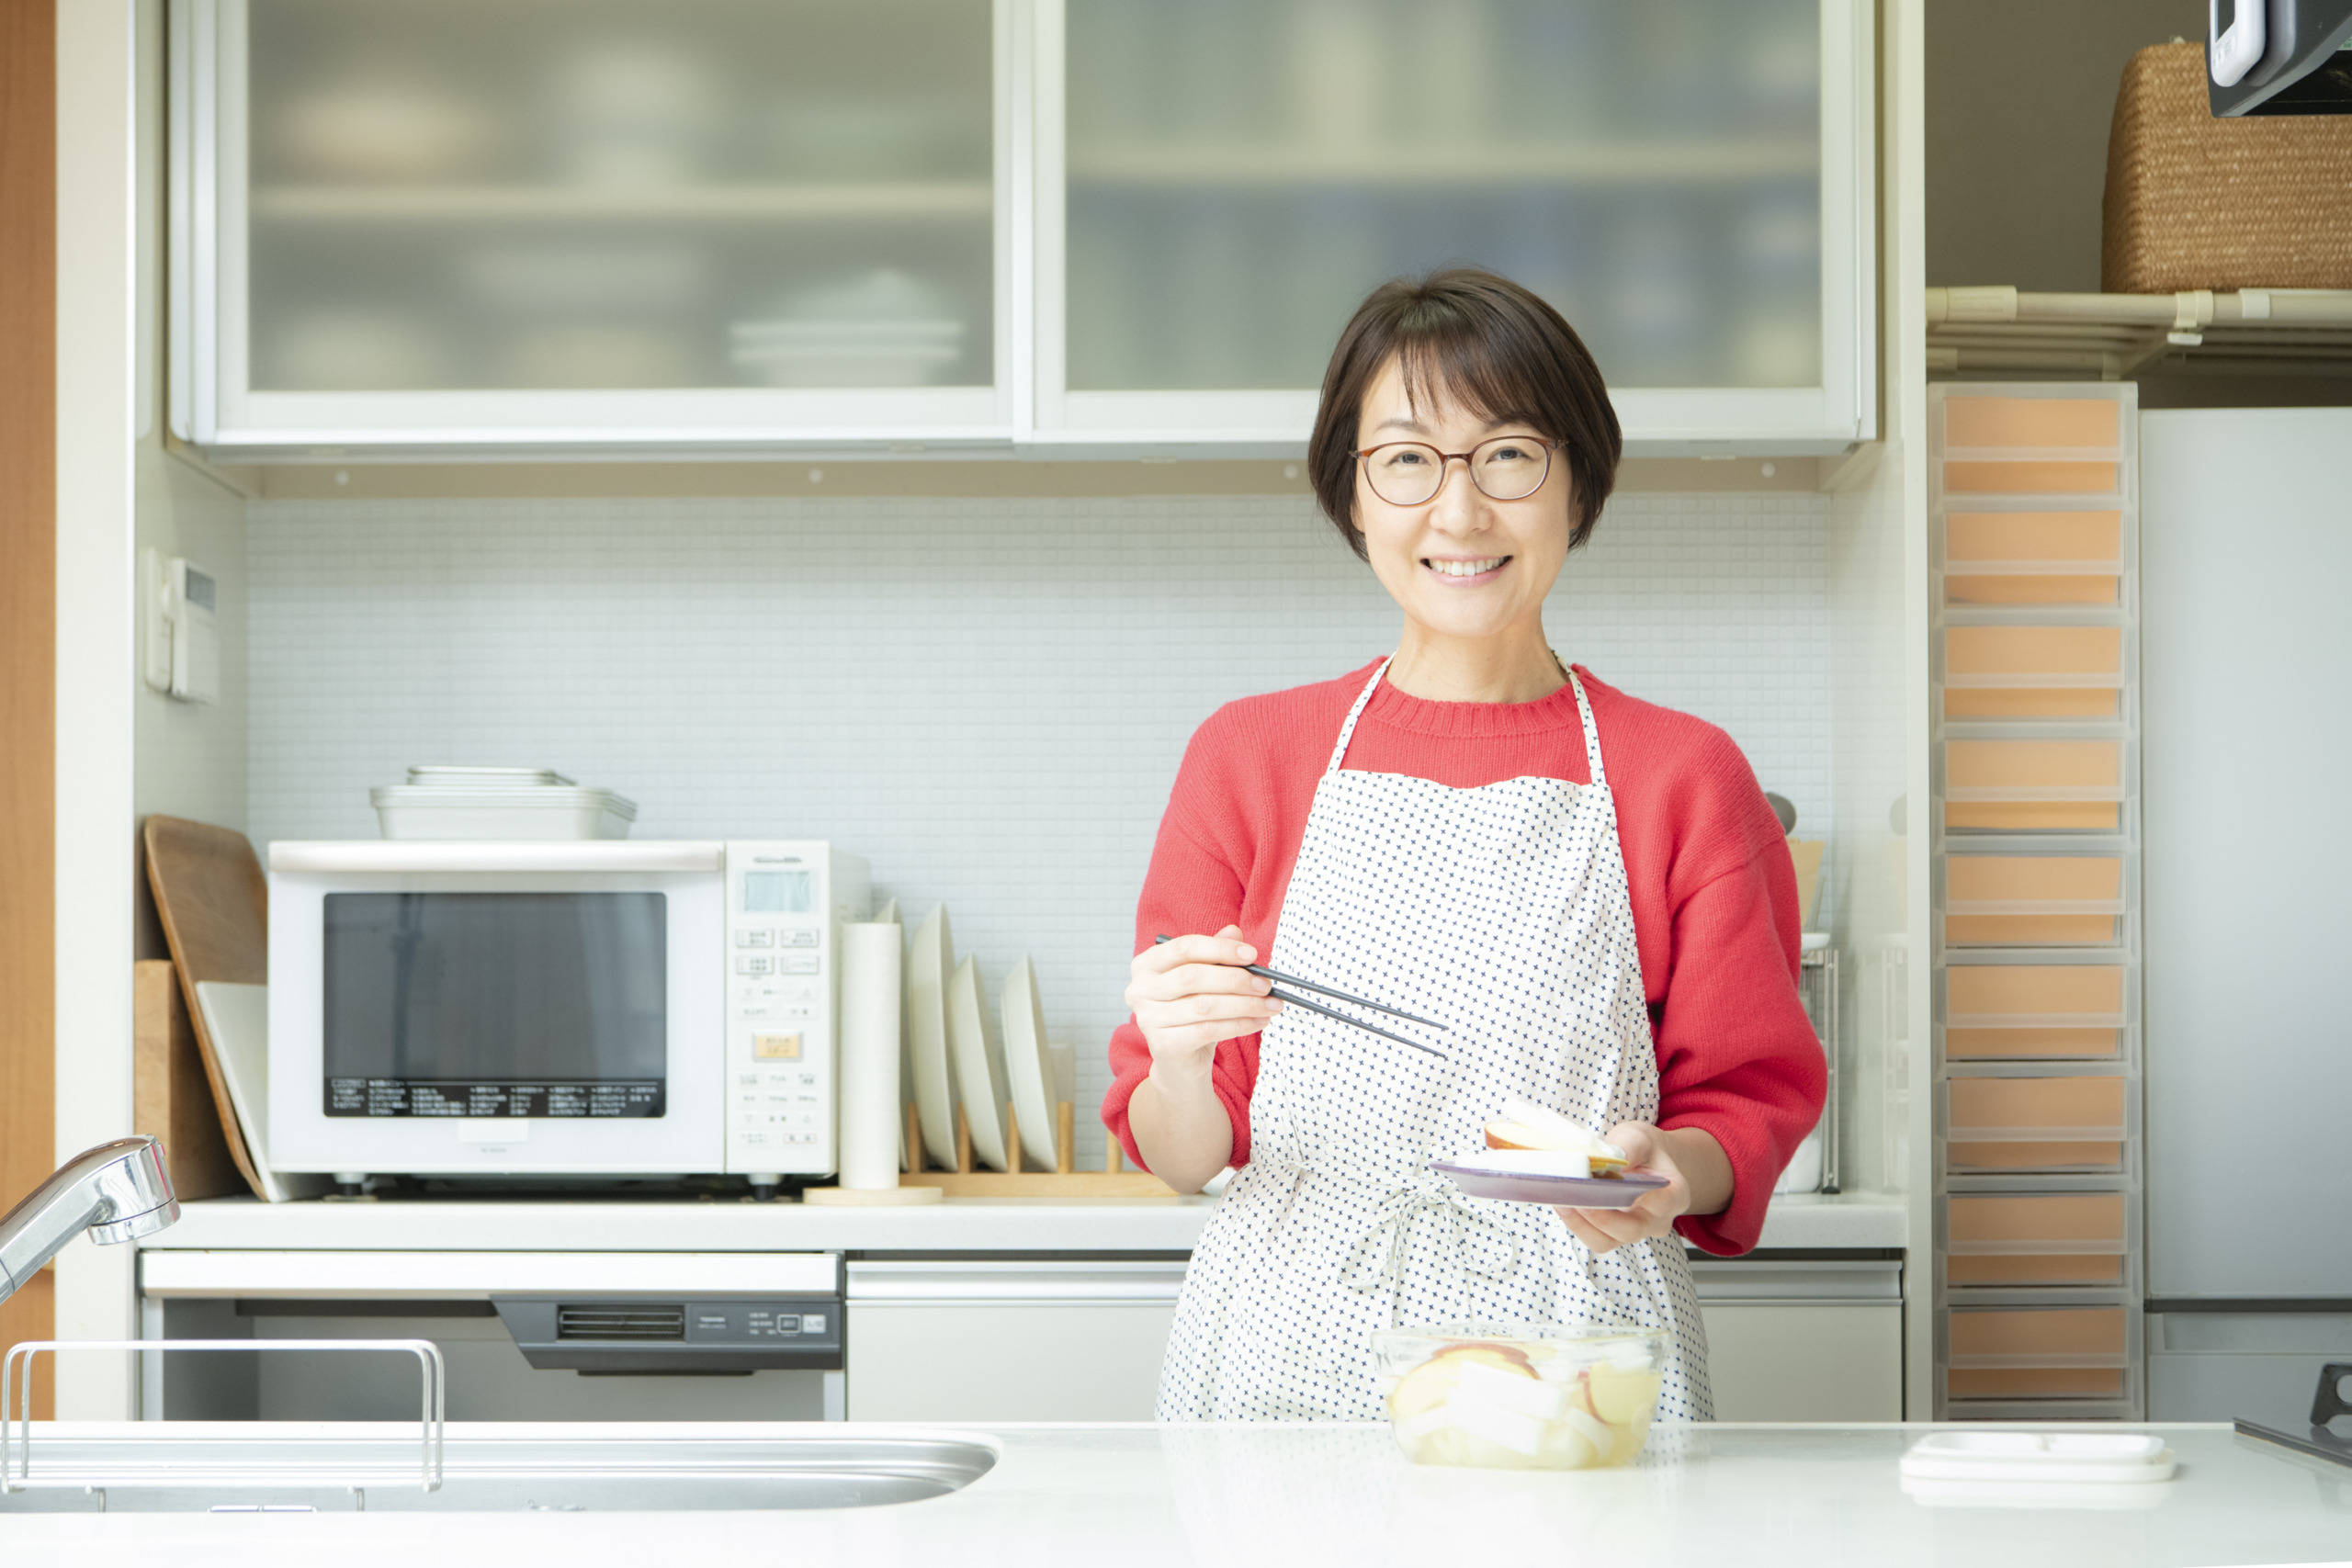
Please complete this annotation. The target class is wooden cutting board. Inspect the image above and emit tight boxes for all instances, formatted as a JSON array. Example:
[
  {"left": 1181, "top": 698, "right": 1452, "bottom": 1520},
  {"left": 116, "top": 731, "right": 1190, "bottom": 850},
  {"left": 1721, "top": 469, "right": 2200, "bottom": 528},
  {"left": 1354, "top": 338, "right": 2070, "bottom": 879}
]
[{"left": 141, "top": 815, "right": 270, "bottom": 1200}]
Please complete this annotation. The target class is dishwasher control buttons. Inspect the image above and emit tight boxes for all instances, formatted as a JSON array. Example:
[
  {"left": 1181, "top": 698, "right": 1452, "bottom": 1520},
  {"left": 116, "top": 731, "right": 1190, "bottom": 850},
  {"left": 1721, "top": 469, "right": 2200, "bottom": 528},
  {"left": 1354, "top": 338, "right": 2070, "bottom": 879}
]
[{"left": 740, "top": 1308, "right": 825, "bottom": 1337}]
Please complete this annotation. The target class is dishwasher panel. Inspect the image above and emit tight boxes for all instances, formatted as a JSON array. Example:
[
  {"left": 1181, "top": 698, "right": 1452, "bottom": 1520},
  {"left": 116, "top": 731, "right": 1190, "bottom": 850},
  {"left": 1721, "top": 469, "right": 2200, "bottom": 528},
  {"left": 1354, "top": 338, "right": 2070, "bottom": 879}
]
[
  {"left": 139, "top": 1250, "right": 845, "bottom": 1422},
  {"left": 845, "top": 1260, "right": 1187, "bottom": 1422}
]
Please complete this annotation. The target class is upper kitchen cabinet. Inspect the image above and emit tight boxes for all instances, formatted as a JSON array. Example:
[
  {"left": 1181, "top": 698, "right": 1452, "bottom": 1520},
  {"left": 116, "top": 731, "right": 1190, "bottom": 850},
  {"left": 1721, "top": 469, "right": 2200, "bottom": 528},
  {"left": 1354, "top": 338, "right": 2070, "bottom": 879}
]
[
  {"left": 1035, "top": 0, "right": 1876, "bottom": 457},
  {"left": 170, "top": 0, "right": 1873, "bottom": 458},
  {"left": 169, "top": 0, "right": 1013, "bottom": 456}
]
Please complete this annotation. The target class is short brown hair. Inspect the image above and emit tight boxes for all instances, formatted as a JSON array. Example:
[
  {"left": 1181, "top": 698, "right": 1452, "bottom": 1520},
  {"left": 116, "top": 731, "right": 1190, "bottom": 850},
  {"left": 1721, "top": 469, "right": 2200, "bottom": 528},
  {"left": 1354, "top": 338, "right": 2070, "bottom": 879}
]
[{"left": 1307, "top": 268, "right": 1622, "bottom": 561}]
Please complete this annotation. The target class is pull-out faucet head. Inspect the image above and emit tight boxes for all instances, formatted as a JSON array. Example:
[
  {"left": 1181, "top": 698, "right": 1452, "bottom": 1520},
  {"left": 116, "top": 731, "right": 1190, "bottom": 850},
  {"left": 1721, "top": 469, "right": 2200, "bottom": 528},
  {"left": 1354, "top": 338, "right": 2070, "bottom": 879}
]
[{"left": 0, "top": 1136, "right": 179, "bottom": 1305}]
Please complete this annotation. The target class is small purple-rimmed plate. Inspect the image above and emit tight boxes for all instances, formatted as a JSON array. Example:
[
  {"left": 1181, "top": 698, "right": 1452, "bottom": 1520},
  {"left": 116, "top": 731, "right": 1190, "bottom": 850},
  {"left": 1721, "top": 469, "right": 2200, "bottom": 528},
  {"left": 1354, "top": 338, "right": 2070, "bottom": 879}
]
[{"left": 1430, "top": 1160, "right": 1671, "bottom": 1209}]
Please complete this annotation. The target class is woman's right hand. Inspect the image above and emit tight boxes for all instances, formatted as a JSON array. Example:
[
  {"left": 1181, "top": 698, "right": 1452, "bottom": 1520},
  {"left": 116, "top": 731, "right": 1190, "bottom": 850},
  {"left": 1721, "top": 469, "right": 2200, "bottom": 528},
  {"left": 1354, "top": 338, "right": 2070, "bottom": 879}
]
[{"left": 1125, "top": 925, "right": 1283, "bottom": 1070}]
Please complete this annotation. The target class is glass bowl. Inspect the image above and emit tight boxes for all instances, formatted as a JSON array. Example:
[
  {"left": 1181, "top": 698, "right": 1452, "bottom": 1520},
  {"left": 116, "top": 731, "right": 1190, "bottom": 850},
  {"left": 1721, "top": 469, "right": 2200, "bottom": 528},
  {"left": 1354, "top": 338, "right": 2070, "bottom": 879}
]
[{"left": 1372, "top": 1324, "right": 1670, "bottom": 1470}]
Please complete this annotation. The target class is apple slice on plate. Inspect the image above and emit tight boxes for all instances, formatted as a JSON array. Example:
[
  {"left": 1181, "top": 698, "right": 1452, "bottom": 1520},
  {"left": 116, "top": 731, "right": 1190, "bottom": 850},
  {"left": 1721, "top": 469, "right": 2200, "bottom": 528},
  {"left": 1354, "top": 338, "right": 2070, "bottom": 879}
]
[{"left": 1484, "top": 1099, "right": 1630, "bottom": 1175}]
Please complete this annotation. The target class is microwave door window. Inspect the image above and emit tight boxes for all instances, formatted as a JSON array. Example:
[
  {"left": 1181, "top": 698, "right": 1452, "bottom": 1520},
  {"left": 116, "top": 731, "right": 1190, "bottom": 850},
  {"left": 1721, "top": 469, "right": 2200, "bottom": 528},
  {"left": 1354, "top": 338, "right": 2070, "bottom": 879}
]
[{"left": 322, "top": 891, "right": 668, "bottom": 1118}]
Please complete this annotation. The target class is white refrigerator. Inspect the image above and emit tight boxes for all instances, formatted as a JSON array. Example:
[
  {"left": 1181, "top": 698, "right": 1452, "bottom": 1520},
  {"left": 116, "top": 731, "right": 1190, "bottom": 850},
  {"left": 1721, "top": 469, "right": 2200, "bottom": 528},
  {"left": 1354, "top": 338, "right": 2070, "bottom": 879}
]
[{"left": 2141, "top": 407, "right": 2352, "bottom": 1424}]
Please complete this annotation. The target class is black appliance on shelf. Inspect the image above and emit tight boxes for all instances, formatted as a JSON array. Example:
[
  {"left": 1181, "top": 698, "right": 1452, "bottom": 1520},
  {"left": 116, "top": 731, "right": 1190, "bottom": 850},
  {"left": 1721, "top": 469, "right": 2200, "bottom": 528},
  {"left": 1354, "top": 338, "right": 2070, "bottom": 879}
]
[{"left": 2209, "top": 0, "right": 2352, "bottom": 115}]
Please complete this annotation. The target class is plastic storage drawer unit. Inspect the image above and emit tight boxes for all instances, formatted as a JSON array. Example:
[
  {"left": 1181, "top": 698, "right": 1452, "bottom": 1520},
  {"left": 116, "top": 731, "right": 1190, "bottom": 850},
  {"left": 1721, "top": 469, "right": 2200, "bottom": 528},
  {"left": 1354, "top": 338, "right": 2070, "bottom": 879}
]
[
  {"left": 1939, "top": 395, "right": 2127, "bottom": 503},
  {"left": 1942, "top": 511, "right": 2124, "bottom": 607},
  {"left": 1942, "top": 626, "right": 2125, "bottom": 721},
  {"left": 1945, "top": 964, "right": 2127, "bottom": 1059},
  {"left": 1944, "top": 740, "right": 2124, "bottom": 833},
  {"left": 1942, "top": 394, "right": 2123, "bottom": 453},
  {"left": 1946, "top": 1075, "right": 2129, "bottom": 1173},
  {"left": 1946, "top": 1192, "right": 2132, "bottom": 1288},
  {"left": 1945, "top": 1303, "right": 2139, "bottom": 1404},
  {"left": 1944, "top": 855, "right": 2125, "bottom": 947}
]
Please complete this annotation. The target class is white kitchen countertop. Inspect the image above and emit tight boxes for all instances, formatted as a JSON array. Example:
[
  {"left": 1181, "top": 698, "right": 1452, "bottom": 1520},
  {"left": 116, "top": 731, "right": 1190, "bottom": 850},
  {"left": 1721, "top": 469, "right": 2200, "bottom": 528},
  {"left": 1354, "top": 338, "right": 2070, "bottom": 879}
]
[
  {"left": 141, "top": 1189, "right": 1904, "bottom": 1255},
  {"left": 0, "top": 1420, "right": 2335, "bottom": 1566},
  {"left": 142, "top": 1194, "right": 1220, "bottom": 1254}
]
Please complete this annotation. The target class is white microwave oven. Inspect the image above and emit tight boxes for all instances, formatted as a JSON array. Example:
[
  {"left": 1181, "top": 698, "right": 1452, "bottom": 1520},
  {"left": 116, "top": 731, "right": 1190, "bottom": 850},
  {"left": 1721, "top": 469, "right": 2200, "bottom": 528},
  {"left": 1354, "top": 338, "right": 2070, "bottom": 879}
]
[{"left": 266, "top": 840, "right": 870, "bottom": 1187}]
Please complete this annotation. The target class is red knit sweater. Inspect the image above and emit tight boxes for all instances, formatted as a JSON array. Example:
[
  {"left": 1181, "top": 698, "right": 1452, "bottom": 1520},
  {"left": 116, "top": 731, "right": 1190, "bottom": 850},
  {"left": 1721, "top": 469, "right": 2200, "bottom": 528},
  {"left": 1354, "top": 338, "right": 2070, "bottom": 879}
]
[{"left": 1101, "top": 660, "right": 1825, "bottom": 1257}]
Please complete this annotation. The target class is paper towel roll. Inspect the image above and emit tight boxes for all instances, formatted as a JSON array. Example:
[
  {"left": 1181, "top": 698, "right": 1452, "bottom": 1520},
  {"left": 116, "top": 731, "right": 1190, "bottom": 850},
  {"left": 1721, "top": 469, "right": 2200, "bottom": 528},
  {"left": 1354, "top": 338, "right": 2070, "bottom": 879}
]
[{"left": 838, "top": 920, "right": 905, "bottom": 1190}]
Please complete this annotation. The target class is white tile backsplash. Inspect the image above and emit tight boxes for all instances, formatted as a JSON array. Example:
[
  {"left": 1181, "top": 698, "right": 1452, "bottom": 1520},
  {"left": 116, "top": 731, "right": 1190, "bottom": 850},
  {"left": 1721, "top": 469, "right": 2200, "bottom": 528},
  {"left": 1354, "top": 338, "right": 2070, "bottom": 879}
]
[{"left": 250, "top": 491, "right": 1830, "bottom": 1167}]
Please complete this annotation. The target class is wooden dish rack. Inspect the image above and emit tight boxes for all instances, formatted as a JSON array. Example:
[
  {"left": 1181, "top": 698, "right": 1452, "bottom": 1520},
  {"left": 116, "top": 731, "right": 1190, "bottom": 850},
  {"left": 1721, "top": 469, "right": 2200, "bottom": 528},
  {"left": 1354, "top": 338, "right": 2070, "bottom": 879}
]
[{"left": 900, "top": 1101, "right": 1176, "bottom": 1198}]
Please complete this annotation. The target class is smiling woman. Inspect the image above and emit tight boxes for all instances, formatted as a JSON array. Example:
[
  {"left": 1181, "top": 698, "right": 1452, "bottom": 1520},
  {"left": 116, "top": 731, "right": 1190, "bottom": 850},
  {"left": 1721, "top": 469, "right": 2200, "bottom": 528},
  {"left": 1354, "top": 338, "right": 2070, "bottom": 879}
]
[
  {"left": 1310, "top": 270, "right": 1620, "bottom": 558},
  {"left": 1105, "top": 267, "right": 1825, "bottom": 1428}
]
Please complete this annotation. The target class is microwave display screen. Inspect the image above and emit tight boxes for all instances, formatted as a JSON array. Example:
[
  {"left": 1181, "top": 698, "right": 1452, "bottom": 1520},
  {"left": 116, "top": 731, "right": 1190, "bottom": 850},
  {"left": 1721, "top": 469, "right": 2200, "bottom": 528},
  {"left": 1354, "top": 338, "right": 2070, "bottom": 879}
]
[
  {"left": 322, "top": 892, "right": 666, "bottom": 1118},
  {"left": 743, "top": 869, "right": 813, "bottom": 914}
]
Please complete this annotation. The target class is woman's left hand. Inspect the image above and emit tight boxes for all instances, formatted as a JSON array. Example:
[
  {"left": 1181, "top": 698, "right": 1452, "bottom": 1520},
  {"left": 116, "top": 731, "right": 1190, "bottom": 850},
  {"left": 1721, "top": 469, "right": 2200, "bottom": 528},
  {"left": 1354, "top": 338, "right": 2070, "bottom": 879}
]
[{"left": 1554, "top": 1122, "right": 1705, "bottom": 1256}]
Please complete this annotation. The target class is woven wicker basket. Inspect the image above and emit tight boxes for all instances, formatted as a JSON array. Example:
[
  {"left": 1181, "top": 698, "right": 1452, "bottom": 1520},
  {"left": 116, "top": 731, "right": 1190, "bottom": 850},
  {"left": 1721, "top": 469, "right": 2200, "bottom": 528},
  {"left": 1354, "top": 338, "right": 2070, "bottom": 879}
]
[{"left": 2103, "top": 41, "right": 2352, "bottom": 292}]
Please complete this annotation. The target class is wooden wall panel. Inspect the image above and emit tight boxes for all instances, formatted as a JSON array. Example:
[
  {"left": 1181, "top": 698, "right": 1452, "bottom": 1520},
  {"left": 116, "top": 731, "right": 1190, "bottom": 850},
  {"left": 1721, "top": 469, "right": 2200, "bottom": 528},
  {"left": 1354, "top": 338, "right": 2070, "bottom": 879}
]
[{"left": 0, "top": 0, "right": 57, "bottom": 1418}]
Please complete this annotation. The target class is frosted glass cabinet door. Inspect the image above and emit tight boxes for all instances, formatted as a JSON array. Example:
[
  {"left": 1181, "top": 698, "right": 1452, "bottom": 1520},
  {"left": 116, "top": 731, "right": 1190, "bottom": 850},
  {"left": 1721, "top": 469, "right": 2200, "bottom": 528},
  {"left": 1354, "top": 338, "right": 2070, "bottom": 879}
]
[
  {"left": 172, "top": 0, "right": 1011, "bottom": 452},
  {"left": 1038, "top": 0, "right": 1871, "bottom": 453}
]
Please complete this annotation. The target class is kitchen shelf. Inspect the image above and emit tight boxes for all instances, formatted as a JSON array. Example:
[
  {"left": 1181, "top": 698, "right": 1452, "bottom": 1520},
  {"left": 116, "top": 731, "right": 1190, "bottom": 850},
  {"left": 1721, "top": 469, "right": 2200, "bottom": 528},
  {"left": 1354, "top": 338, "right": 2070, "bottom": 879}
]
[
  {"left": 1926, "top": 286, "right": 2352, "bottom": 380},
  {"left": 250, "top": 183, "right": 996, "bottom": 223}
]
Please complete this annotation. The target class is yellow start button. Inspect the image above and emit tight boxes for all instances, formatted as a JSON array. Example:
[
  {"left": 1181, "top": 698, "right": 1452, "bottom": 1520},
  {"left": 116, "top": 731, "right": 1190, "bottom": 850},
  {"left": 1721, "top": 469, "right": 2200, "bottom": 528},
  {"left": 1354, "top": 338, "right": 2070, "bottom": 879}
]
[{"left": 752, "top": 1032, "right": 802, "bottom": 1061}]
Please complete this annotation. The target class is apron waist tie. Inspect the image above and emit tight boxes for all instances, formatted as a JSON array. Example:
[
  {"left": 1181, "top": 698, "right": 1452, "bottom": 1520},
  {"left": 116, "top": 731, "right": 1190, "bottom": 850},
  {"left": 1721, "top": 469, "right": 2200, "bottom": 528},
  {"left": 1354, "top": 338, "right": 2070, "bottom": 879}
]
[{"left": 1340, "top": 1180, "right": 1520, "bottom": 1300}]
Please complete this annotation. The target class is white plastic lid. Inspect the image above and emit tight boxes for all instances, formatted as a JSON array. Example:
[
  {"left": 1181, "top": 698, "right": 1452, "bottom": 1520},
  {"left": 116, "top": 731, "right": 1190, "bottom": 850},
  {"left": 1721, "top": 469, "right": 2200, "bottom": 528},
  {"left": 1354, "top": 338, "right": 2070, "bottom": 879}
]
[
  {"left": 371, "top": 785, "right": 638, "bottom": 821},
  {"left": 1900, "top": 1430, "right": 2175, "bottom": 1484},
  {"left": 407, "top": 766, "right": 575, "bottom": 786}
]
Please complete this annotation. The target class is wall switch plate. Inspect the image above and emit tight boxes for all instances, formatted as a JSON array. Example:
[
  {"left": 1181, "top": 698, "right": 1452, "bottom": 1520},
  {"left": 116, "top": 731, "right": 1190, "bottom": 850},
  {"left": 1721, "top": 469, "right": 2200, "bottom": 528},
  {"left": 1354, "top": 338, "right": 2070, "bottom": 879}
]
[
  {"left": 141, "top": 546, "right": 220, "bottom": 704},
  {"left": 141, "top": 548, "right": 174, "bottom": 693}
]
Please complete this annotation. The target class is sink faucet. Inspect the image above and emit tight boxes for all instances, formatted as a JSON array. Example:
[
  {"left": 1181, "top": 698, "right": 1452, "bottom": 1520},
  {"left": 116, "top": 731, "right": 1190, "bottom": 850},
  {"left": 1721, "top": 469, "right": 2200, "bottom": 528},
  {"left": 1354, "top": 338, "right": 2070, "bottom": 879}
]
[{"left": 0, "top": 1136, "right": 177, "bottom": 1306}]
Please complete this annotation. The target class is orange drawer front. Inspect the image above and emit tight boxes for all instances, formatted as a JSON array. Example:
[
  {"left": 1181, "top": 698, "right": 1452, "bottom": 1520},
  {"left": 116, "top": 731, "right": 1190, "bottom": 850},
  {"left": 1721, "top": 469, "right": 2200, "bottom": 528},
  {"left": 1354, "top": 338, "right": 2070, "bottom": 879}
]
[
  {"left": 1946, "top": 1304, "right": 2132, "bottom": 1398},
  {"left": 1946, "top": 1192, "right": 2128, "bottom": 1286},
  {"left": 1944, "top": 512, "right": 2124, "bottom": 607},
  {"left": 1948, "top": 1365, "right": 2129, "bottom": 1398},
  {"left": 1944, "top": 461, "right": 2121, "bottom": 497},
  {"left": 1945, "top": 855, "right": 2123, "bottom": 947},
  {"left": 1946, "top": 964, "right": 2125, "bottom": 1058},
  {"left": 1943, "top": 626, "right": 2124, "bottom": 721},
  {"left": 1947, "top": 1076, "right": 2127, "bottom": 1172},
  {"left": 1942, "top": 398, "right": 2122, "bottom": 451},
  {"left": 1945, "top": 740, "right": 2123, "bottom": 832},
  {"left": 1948, "top": 1254, "right": 2126, "bottom": 1287}
]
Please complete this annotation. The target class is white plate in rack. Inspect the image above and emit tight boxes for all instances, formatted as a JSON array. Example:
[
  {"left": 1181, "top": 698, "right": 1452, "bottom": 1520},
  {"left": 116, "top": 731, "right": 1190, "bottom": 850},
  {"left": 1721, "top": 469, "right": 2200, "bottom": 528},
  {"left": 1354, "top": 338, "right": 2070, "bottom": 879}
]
[
  {"left": 1000, "top": 955, "right": 1057, "bottom": 1172},
  {"left": 906, "top": 905, "right": 957, "bottom": 1170},
  {"left": 947, "top": 955, "right": 1011, "bottom": 1172}
]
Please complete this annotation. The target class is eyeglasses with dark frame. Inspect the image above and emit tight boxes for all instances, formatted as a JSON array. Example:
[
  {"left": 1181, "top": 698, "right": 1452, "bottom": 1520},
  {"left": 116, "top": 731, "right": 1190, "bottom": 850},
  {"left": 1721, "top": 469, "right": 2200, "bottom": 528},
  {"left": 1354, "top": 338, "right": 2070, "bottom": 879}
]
[{"left": 1355, "top": 435, "right": 1556, "bottom": 507}]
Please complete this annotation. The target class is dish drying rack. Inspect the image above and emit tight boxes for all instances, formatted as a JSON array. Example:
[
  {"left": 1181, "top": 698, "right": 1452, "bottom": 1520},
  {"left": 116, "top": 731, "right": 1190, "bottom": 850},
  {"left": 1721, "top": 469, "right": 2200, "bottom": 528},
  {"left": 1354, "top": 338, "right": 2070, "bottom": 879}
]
[
  {"left": 901, "top": 1100, "right": 1177, "bottom": 1198},
  {"left": 3, "top": 1339, "right": 446, "bottom": 1496}
]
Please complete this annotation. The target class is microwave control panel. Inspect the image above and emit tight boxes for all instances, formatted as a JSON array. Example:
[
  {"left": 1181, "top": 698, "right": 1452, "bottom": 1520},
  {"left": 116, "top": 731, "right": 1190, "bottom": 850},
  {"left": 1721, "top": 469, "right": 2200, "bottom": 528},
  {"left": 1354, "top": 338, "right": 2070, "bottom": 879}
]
[{"left": 723, "top": 842, "right": 871, "bottom": 1178}]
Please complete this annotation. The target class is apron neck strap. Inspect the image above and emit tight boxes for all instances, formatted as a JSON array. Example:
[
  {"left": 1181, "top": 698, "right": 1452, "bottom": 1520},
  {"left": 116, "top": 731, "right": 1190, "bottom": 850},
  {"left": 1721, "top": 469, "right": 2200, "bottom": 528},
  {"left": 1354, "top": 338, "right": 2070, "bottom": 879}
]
[
  {"left": 1327, "top": 657, "right": 1610, "bottom": 788},
  {"left": 1325, "top": 660, "right": 1390, "bottom": 775},
  {"left": 1566, "top": 665, "right": 1608, "bottom": 789}
]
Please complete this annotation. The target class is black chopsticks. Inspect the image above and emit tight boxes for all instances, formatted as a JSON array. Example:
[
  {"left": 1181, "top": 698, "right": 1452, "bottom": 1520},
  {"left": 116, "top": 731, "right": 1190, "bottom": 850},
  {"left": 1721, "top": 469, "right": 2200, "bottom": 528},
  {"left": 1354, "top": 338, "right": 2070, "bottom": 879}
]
[{"left": 1152, "top": 935, "right": 1448, "bottom": 1059}]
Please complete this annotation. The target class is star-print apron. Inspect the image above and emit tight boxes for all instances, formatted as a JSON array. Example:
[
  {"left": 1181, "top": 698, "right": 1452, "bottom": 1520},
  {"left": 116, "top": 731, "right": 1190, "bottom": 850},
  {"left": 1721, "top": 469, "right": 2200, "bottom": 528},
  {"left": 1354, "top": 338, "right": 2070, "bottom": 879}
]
[{"left": 1156, "top": 660, "right": 1711, "bottom": 1422}]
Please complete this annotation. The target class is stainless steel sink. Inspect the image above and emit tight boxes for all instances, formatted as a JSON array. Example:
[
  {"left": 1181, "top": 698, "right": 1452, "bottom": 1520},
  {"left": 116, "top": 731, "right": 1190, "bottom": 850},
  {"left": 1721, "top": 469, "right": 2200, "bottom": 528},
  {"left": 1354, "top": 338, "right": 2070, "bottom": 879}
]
[{"left": 0, "top": 1430, "right": 997, "bottom": 1513}]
